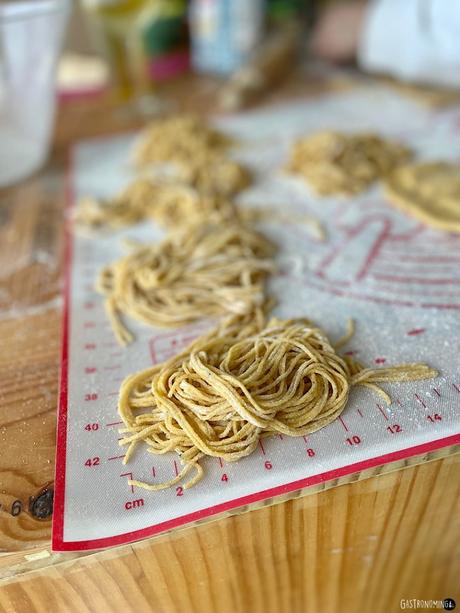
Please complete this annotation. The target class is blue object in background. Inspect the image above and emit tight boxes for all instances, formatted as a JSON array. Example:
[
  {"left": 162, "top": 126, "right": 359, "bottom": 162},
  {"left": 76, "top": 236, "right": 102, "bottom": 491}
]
[{"left": 189, "top": 0, "right": 265, "bottom": 75}]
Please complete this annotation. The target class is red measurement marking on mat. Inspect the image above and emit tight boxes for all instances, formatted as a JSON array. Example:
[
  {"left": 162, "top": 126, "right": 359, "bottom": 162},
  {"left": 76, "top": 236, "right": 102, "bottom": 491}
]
[
  {"left": 84, "top": 322, "right": 96, "bottom": 329},
  {"left": 346, "top": 435, "right": 361, "bottom": 446},
  {"left": 372, "top": 274, "right": 460, "bottom": 285},
  {"left": 302, "top": 437, "right": 315, "bottom": 457},
  {"left": 407, "top": 328, "right": 426, "bottom": 336},
  {"left": 120, "top": 473, "right": 134, "bottom": 494},
  {"left": 433, "top": 388, "right": 441, "bottom": 398},
  {"left": 357, "top": 409, "right": 364, "bottom": 418},
  {"left": 125, "top": 498, "right": 145, "bottom": 510},
  {"left": 415, "top": 393, "right": 427, "bottom": 409},
  {"left": 85, "top": 367, "right": 97, "bottom": 374},
  {"left": 84, "top": 457, "right": 100, "bottom": 467},
  {"left": 453, "top": 383, "right": 460, "bottom": 393},
  {"left": 149, "top": 324, "right": 211, "bottom": 364},
  {"left": 259, "top": 439, "right": 266, "bottom": 455},
  {"left": 84, "top": 423, "right": 99, "bottom": 432},
  {"left": 376, "top": 404, "right": 389, "bottom": 421},
  {"left": 84, "top": 302, "right": 95, "bottom": 309},
  {"left": 106, "top": 421, "right": 123, "bottom": 427},
  {"left": 374, "top": 357, "right": 386, "bottom": 364},
  {"left": 396, "top": 399, "right": 403, "bottom": 408},
  {"left": 108, "top": 455, "right": 125, "bottom": 461},
  {"left": 344, "top": 350, "right": 357, "bottom": 356},
  {"left": 338, "top": 416, "right": 349, "bottom": 432},
  {"left": 152, "top": 466, "right": 156, "bottom": 478}
]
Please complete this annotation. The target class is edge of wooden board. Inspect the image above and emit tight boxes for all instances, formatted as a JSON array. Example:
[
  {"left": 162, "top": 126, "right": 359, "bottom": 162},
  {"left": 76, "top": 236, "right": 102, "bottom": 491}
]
[{"left": 1, "top": 442, "right": 459, "bottom": 583}]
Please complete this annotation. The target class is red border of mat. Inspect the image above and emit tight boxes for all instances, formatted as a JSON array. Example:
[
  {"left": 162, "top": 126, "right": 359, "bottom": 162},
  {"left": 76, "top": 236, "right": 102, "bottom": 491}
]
[{"left": 52, "top": 148, "right": 460, "bottom": 553}]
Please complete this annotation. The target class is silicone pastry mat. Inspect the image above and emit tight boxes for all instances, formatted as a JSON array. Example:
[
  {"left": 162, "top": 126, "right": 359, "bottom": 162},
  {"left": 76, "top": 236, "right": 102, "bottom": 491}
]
[{"left": 53, "top": 87, "right": 460, "bottom": 552}]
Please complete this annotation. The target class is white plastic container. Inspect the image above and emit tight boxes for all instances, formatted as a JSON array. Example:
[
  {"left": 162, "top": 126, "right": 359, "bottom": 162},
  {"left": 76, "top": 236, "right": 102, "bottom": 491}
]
[
  {"left": 189, "top": 0, "right": 264, "bottom": 76},
  {"left": 0, "top": 0, "right": 70, "bottom": 187}
]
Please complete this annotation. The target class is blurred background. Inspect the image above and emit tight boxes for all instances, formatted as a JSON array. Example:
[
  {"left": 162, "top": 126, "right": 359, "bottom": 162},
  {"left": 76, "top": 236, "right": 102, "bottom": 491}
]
[
  {"left": 60, "top": 0, "right": 312, "bottom": 104},
  {"left": 59, "top": 0, "right": 460, "bottom": 111},
  {"left": 2, "top": 0, "right": 459, "bottom": 187}
]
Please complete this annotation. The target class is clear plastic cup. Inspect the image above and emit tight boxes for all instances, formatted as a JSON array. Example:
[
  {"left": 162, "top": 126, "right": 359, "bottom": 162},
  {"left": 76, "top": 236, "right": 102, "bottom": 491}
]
[{"left": 0, "top": 0, "right": 70, "bottom": 187}]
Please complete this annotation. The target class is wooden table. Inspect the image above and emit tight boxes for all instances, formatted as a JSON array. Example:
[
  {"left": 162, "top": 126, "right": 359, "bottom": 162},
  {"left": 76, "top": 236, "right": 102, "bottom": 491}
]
[{"left": 0, "top": 74, "right": 459, "bottom": 613}]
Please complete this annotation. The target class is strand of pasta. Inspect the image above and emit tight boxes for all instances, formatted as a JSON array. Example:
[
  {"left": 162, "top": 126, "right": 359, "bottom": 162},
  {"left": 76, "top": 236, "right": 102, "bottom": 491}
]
[
  {"left": 118, "top": 313, "right": 437, "bottom": 491},
  {"left": 96, "top": 220, "right": 277, "bottom": 345},
  {"left": 287, "top": 131, "right": 413, "bottom": 195},
  {"left": 75, "top": 177, "right": 325, "bottom": 241}
]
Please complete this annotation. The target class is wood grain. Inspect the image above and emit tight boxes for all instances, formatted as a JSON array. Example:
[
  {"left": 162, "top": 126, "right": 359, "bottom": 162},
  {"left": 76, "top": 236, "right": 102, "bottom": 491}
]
[
  {"left": 0, "top": 454, "right": 459, "bottom": 613},
  {"left": 0, "top": 444, "right": 455, "bottom": 580},
  {"left": 0, "top": 174, "right": 63, "bottom": 553}
]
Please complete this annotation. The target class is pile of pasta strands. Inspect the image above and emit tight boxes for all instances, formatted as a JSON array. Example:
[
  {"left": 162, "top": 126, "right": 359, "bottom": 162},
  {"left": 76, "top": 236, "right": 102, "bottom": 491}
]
[
  {"left": 288, "top": 131, "right": 413, "bottom": 195},
  {"left": 118, "top": 313, "right": 437, "bottom": 491},
  {"left": 134, "top": 115, "right": 252, "bottom": 195},
  {"left": 134, "top": 114, "right": 231, "bottom": 166},
  {"left": 76, "top": 179, "right": 238, "bottom": 231},
  {"left": 97, "top": 220, "right": 276, "bottom": 345}
]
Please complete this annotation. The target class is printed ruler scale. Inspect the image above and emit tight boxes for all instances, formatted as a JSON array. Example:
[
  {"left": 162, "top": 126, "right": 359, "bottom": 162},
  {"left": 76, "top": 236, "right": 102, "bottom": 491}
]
[{"left": 53, "top": 87, "right": 460, "bottom": 552}]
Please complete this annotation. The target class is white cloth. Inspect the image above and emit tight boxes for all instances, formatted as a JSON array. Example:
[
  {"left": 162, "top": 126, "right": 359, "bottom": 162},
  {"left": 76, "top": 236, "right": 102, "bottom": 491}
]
[{"left": 358, "top": 0, "right": 460, "bottom": 88}]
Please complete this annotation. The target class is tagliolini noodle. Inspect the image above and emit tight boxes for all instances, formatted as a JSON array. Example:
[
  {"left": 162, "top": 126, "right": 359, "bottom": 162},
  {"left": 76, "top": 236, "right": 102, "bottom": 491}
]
[
  {"left": 118, "top": 312, "right": 437, "bottom": 491},
  {"left": 287, "top": 131, "right": 413, "bottom": 195},
  {"left": 75, "top": 179, "right": 236, "bottom": 231},
  {"left": 76, "top": 176, "right": 326, "bottom": 241},
  {"left": 134, "top": 114, "right": 232, "bottom": 167},
  {"left": 176, "top": 151, "right": 252, "bottom": 196},
  {"left": 384, "top": 161, "right": 460, "bottom": 233},
  {"left": 97, "top": 221, "right": 276, "bottom": 345},
  {"left": 134, "top": 114, "right": 253, "bottom": 197},
  {"left": 76, "top": 176, "right": 325, "bottom": 241}
]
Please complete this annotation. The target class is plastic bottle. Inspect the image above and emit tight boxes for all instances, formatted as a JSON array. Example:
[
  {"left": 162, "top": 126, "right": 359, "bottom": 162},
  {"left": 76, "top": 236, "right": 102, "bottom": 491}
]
[{"left": 189, "top": 0, "right": 265, "bottom": 76}]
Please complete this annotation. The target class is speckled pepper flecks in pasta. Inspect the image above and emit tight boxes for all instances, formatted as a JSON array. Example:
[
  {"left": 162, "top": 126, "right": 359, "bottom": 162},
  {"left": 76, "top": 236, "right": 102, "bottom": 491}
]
[
  {"left": 96, "top": 221, "right": 276, "bottom": 345},
  {"left": 287, "top": 131, "right": 413, "bottom": 196},
  {"left": 118, "top": 313, "right": 437, "bottom": 492},
  {"left": 384, "top": 162, "right": 460, "bottom": 233}
]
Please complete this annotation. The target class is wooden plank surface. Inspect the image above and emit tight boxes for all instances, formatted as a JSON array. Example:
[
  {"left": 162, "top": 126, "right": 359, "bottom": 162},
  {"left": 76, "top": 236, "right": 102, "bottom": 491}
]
[{"left": 0, "top": 72, "right": 459, "bottom": 610}]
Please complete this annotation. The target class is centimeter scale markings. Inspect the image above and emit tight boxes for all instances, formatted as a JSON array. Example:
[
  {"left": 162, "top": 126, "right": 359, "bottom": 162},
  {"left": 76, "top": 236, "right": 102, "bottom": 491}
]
[{"left": 54, "top": 88, "right": 460, "bottom": 551}]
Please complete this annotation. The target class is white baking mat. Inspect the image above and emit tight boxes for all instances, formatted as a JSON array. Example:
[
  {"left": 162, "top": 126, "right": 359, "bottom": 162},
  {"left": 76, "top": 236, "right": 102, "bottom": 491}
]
[{"left": 53, "top": 87, "right": 460, "bottom": 552}]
